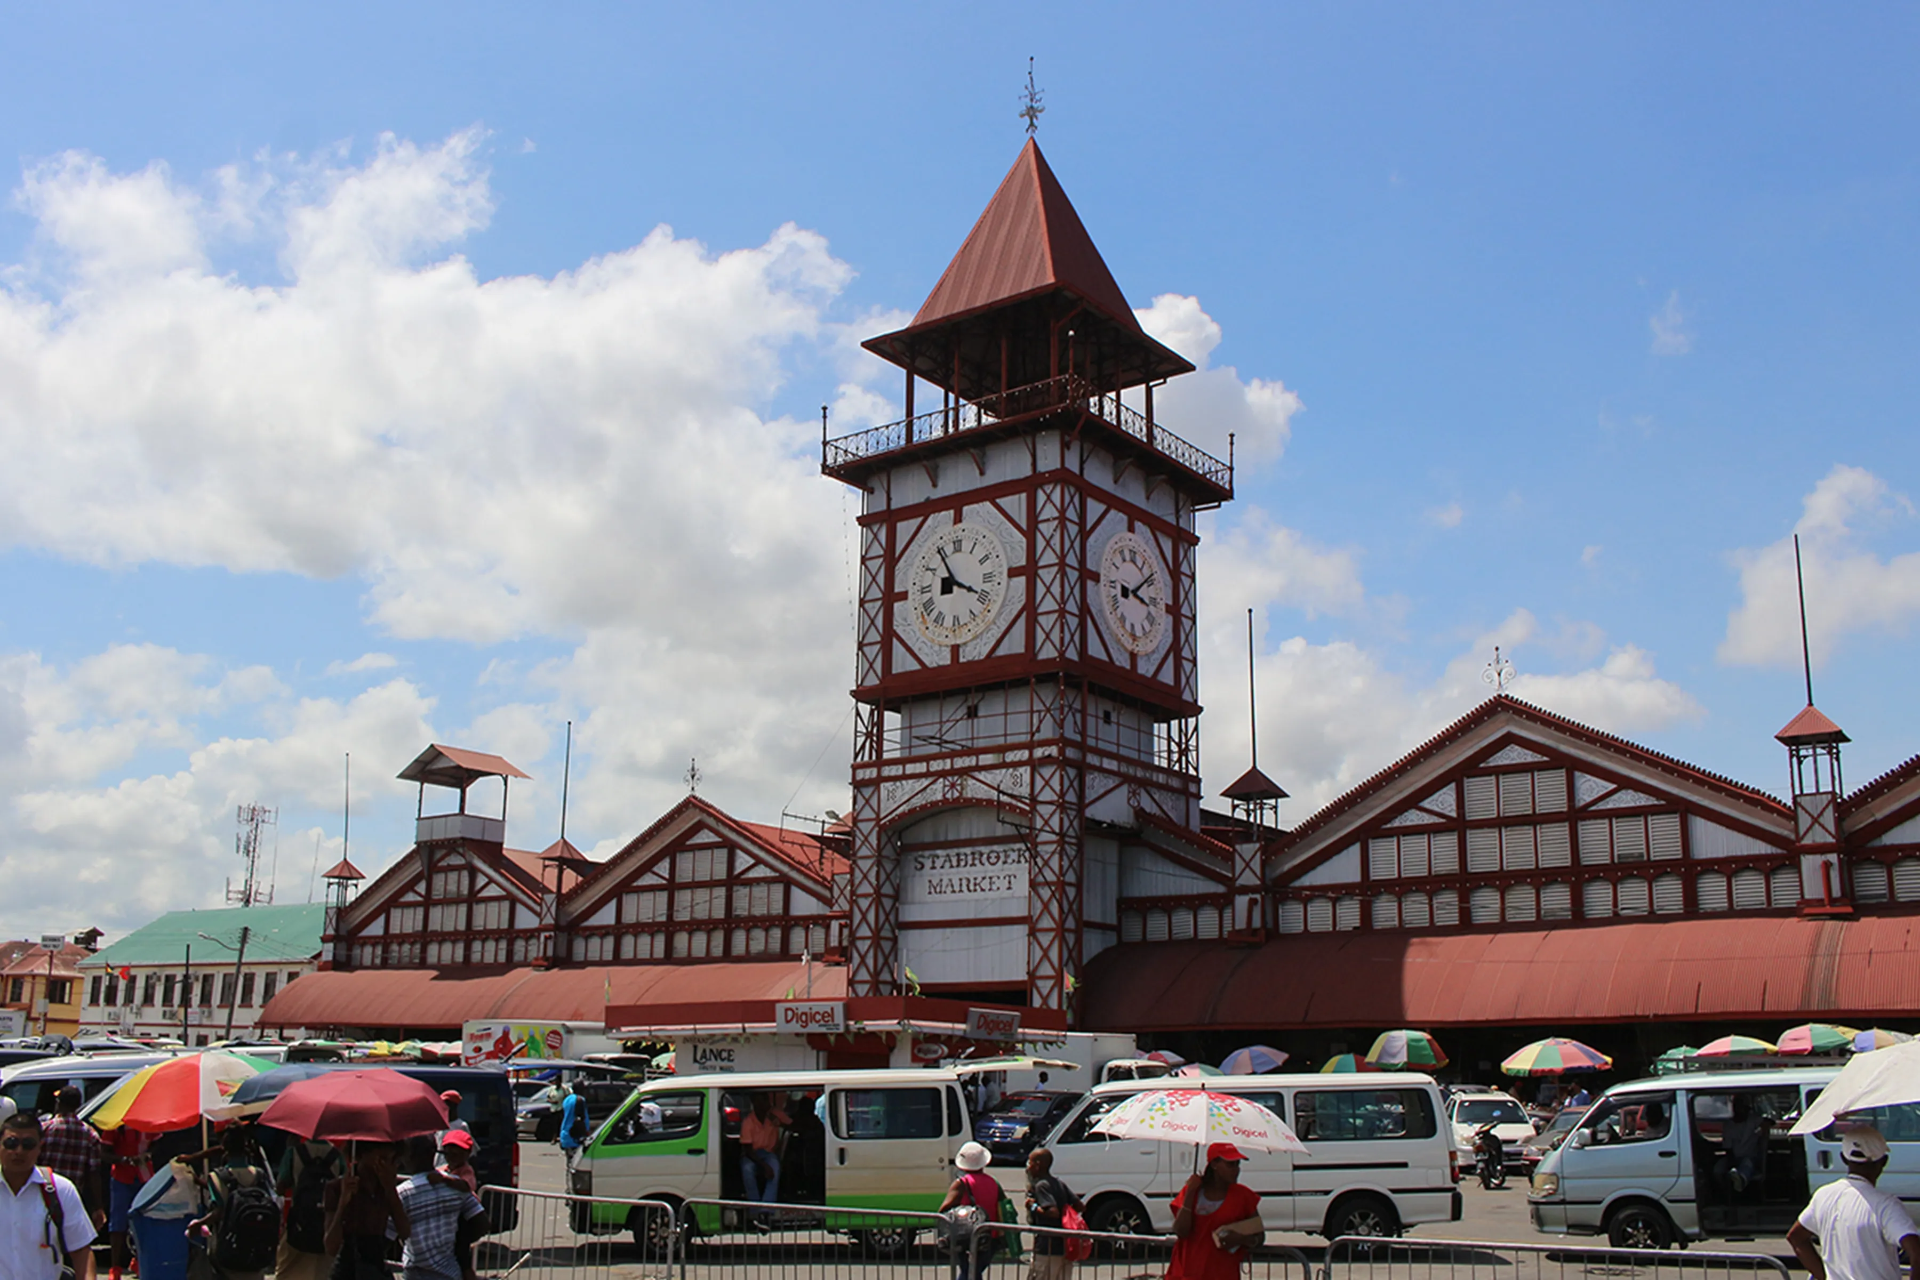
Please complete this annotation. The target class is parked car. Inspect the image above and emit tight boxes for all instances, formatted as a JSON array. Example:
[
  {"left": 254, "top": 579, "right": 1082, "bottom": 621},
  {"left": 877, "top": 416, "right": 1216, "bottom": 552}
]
[
  {"left": 1446, "top": 1090, "right": 1536, "bottom": 1170},
  {"left": 973, "top": 1092, "right": 1080, "bottom": 1164},
  {"left": 1519, "top": 1107, "right": 1583, "bottom": 1172},
  {"left": 512, "top": 1063, "right": 639, "bottom": 1141}
]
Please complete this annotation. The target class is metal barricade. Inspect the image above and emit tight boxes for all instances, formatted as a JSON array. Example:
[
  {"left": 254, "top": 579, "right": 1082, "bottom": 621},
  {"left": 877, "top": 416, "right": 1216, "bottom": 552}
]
[
  {"left": 1321, "top": 1236, "right": 1794, "bottom": 1280},
  {"left": 675, "top": 1197, "right": 954, "bottom": 1278},
  {"left": 969, "top": 1220, "right": 1313, "bottom": 1280},
  {"left": 477, "top": 1186, "right": 678, "bottom": 1279}
]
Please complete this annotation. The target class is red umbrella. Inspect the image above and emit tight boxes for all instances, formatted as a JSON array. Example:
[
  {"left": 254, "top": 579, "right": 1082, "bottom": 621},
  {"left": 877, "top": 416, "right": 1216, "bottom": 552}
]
[{"left": 258, "top": 1069, "right": 449, "bottom": 1143}]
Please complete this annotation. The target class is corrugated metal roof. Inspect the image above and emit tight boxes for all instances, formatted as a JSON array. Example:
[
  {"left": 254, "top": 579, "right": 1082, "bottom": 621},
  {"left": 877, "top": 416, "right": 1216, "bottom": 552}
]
[
  {"left": 258, "top": 960, "right": 845, "bottom": 1033},
  {"left": 397, "top": 744, "right": 531, "bottom": 787},
  {"left": 1082, "top": 914, "right": 1920, "bottom": 1032},
  {"left": 79, "top": 905, "right": 326, "bottom": 970},
  {"left": 1777, "top": 704, "right": 1849, "bottom": 745}
]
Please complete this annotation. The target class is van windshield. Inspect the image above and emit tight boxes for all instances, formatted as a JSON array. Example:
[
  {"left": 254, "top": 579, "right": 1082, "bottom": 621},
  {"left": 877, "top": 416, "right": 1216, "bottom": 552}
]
[{"left": 1456, "top": 1099, "right": 1527, "bottom": 1125}]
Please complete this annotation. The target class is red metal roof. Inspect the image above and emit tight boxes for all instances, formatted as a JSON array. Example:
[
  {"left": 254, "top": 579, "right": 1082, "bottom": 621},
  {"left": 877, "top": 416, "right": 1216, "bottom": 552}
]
[
  {"left": 258, "top": 960, "right": 843, "bottom": 1033},
  {"left": 397, "top": 744, "right": 531, "bottom": 787},
  {"left": 1081, "top": 914, "right": 1920, "bottom": 1032},
  {"left": 1222, "top": 765, "right": 1289, "bottom": 801},
  {"left": 1777, "top": 704, "right": 1850, "bottom": 746},
  {"left": 321, "top": 858, "right": 365, "bottom": 881}
]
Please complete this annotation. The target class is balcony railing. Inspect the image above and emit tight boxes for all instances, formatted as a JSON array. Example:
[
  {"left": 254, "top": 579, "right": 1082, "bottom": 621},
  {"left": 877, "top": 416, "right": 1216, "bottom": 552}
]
[
  {"left": 822, "top": 374, "right": 1233, "bottom": 498},
  {"left": 416, "top": 813, "right": 505, "bottom": 845}
]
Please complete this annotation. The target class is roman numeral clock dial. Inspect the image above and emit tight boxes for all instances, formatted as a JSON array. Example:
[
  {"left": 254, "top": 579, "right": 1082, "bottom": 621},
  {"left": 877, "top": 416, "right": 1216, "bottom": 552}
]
[
  {"left": 909, "top": 520, "right": 1010, "bottom": 647},
  {"left": 1100, "top": 530, "right": 1168, "bottom": 655}
]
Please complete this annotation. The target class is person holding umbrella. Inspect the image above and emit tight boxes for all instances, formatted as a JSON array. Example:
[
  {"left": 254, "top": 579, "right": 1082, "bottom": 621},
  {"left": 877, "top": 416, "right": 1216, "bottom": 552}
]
[
  {"left": 1169, "top": 1143, "right": 1263, "bottom": 1280},
  {"left": 323, "top": 1142, "right": 409, "bottom": 1280}
]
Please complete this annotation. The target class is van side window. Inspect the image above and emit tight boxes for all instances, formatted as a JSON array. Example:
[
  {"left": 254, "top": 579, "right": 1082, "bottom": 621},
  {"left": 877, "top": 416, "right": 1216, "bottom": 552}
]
[
  {"left": 1816, "top": 1102, "right": 1920, "bottom": 1143},
  {"left": 833, "top": 1088, "right": 944, "bottom": 1140},
  {"left": 1582, "top": 1093, "right": 1674, "bottom": 1144},
  {"left": 947, "top": 1087, "right": 966, "bottom": 1136},
  {"left": 1056, "top": 1097, "right": 1124, "bottom": 1143},
  {"left": 1235, "top": 1092, "right": 1286, "bottom": 1123},
  {"left": 1295, "top": 1089, "right": 1436, "bottom": 1141},
  {"left": 610, "top": 1091, "right": 703, "bottom": 1145}
]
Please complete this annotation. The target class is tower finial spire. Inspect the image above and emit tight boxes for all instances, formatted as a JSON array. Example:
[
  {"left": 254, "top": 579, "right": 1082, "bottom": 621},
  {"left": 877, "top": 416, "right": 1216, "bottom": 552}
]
[
  {"left": 1794, "top": 533, "right": 1815, "bottom": 707},
  {"left": 1019, "top": 57, "right": 1045, "bottom": 136}
]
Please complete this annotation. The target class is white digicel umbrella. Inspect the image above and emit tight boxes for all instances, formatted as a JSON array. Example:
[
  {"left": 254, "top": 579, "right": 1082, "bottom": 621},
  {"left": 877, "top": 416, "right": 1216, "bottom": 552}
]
[{"left": 1791, "top": 1040, "right": 1920, "bottom": 1136}]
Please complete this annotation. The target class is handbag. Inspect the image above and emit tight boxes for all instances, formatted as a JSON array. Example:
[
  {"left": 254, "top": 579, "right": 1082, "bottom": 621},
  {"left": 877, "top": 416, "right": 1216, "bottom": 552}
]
[
  {"left": 996, "top": 1186, "right": 1024, "bottom": 1262},
  {"left": 1061, "top": 1205, "right": 1093, "bottom": 1263}
]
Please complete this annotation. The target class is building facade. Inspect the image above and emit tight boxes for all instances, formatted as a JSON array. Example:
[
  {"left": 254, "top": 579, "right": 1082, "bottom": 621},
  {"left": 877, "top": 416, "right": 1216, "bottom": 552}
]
[{"left": 1, "top": 940, "right": 92, "bottom": 1038}]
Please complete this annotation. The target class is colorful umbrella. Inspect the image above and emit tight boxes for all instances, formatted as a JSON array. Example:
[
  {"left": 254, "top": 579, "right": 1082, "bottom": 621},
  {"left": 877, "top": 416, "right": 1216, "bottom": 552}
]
[
  {"left": 1777, "top": 1024, "right": 1859, "bottom": 1056},
  {"left": 1365, "top": 1030, "right": 1448, "bottom": 1070},
  {"left": 1221, "top": 1045, "right": 1289, "bottom": 1075},
  {"left": 1174, "top": 1063, "right": 1225, "bottom": 1078},
  {"left": 1320, "top": 1054, "right": 1381, "bottom": 1074},
  {"left": 259, "top": 1068, "right": 449, "bottom": 1143},
  {"left": 1500, "top": 1038, "right": 1613, "bottom": 1077},
  {"left": 90, "top": 1051, "right": 276, "bottom": 1132},
  {"left": 1143, "top": 1049, "right": 1187, "bottom": 1067},
  {"left": 215, "top": 1062, "right": 339, "bottom": 1119},
  {"left": 1696, "top": 1034, "right": 1777, "bottom": 1057},
  {"left": 1092, "top": 1087, "right": 1307, "bottom": 1161},
  {"left": 1854, "top": 1029, "right": 1913, "bottom": 1053}
]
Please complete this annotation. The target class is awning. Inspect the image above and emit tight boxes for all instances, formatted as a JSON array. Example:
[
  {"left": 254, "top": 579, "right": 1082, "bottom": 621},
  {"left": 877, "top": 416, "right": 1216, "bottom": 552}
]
[
  {"left": 259, "top": 960, "right": 844, "bottom": 1034},
  {"left": 1080, "top": 914, "right": 1920, "bottom": 1032}
]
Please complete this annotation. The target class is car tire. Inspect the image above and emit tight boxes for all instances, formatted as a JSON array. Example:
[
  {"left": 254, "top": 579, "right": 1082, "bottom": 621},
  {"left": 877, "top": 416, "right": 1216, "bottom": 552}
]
[
  {"left": 630, "top": 1198, "right": 680, "bottom": 1259},
  {"left": 1325, "top": 1193, "right": 1401, "bottom": 1239},
  {"left": 1605, "top": 1202, "right": 1675, "bottom": 1250},
  {"left": 850, "top": 1225, "right": 917, "bottom": 1257}
]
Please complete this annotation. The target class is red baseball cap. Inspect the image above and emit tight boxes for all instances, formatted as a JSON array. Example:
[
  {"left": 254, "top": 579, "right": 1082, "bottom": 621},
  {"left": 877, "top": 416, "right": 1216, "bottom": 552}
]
[
  {"left": 1207, "top": 1142, "right": 1247, "bottom": 1164},
  {"left": 439, "top": 1129, "right": 475, "bottom": 1150}
]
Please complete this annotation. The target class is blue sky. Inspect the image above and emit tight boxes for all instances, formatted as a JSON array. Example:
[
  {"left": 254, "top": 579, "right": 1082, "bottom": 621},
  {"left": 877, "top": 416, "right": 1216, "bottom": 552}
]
[{"left": 2, "top": 4, "right": 1917, "bottom": 938}]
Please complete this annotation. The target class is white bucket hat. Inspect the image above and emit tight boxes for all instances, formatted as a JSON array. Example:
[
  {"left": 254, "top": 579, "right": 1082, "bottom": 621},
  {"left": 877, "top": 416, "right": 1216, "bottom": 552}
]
[{"left": 955, "top": 1141, "right": 991, "bottom": 1171}]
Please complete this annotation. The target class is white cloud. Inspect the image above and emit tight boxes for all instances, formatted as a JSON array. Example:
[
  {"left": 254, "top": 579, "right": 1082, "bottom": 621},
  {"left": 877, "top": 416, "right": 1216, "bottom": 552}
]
[
  {"left": 1135, "top": 294, "right": 1302, "bottom": 468},
  {"left": 325, "top": 653, "right": 398, "bottom": 676},
  {"left": 1650, "top": 290, "right": 1692, "bottom": 356},
  {"left": 1719, "top": 464, "right": 1920, "bottom": 668},
  {"left": 1581, "top": 544, "right": 1602, "bottom": 568},
  {"left": 1426, "top": 502, "right": 1464, "bottom": 530}
]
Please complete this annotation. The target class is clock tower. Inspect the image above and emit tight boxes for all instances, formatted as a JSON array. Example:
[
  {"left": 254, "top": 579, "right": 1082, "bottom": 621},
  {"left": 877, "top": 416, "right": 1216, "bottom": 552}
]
[{"left": 822, "top": 141, "right": 1235, "bottom": 1010}]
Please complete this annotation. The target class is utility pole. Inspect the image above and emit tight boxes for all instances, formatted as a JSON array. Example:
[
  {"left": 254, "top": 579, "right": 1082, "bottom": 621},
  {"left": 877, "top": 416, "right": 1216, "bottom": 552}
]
[
  {"left": 224, "top": 927, "right": 251, "bottom": 1041},
  {"left": 181, "top": 945, "right": 191, "bottom": 1043}
]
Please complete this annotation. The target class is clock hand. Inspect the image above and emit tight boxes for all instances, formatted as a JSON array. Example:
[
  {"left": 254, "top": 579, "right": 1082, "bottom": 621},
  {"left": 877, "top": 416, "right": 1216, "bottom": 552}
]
[{"left": 936, "top": 547, "right": 978, "bottom": 595}]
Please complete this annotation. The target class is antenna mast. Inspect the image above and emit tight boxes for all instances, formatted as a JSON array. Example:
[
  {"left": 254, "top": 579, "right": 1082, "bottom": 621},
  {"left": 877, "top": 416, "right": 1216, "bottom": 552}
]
[
  {"left": 227, "top": 804, "right": 277, "bottom": 906},
  {"left": 1794, "top": 533, "right": 1815, "bottom": 706},
  {"left": 1247, "top": 608, "right": 1259, "bottom": 768},
  {"left": 559, "top": 720, "right": 573, "bottom": 845}
]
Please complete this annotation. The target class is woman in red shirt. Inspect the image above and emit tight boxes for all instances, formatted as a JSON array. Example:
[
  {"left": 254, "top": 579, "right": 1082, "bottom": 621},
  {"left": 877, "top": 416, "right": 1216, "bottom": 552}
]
[{"left": 1168, "top": 1143, "right": 1263, "bottom": 1280}]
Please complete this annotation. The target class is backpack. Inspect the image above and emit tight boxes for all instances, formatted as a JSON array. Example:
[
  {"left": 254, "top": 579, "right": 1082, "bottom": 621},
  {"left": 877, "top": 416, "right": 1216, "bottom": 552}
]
[
  {"left": 567, "top": 1097, "right": 590, "bottom": 1144},
  {"left": 210, "top": 1167, "right": 281, "bottom": 1272},
  {"left": 1061, "top": 1205, "right": 1093, "bottom": 1263},
  {"left": 285, "top": 1145, "right": 340, "bottom": 1255}
]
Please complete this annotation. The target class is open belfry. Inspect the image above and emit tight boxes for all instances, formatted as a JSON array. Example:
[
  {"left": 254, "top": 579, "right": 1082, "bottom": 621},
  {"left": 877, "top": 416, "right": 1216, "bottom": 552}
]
[{"left": 821, "top": 140, "right": 1240, "bottom": 1010}]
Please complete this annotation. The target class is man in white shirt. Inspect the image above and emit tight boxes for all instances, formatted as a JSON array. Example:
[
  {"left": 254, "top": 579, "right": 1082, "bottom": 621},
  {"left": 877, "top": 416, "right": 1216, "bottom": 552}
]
[
  {"left": 1, "top": 1110, "right": 97, "bottom": 1280},
  {"left": 1789, "top": 1127, "right": 1920, "bottom": 1280}
]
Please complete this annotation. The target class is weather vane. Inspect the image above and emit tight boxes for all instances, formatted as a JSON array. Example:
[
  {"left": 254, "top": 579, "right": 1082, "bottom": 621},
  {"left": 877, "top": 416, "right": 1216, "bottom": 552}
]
[
  {"left": 1483, "top": 646, "right": 1516, "bottom": 693},
  {"left": 684, "top": 756, "right": 702, "bottom": 795},
  {"left": 1019, "top": 57, "right": 1045, "bottom": 136}
]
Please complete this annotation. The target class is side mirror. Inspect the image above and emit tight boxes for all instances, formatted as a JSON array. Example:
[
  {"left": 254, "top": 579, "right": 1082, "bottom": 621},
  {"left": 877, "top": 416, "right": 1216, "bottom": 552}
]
[{"left": 1569, "top": 1129, "right": 1591, "bottom": 1150}]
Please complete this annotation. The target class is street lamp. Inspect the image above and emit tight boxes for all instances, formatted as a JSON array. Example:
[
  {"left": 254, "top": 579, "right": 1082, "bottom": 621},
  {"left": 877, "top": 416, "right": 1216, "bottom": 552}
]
[{"left": 196, "top": 928, "right": 252, "bottom": 1041}]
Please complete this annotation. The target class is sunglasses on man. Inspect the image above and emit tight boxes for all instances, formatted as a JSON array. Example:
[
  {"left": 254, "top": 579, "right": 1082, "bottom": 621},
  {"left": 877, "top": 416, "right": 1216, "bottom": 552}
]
[{"left": 1, "top": 1136, "right": 41, "bottom": 1151}]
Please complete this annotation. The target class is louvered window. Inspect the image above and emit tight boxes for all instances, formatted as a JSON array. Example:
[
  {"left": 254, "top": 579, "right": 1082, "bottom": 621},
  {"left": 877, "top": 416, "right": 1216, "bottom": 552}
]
[
  {"left": 1369, "top": 838, "right": 1398, "bottom": 881},
  {"left": 1171, "top": 907, "right": 1195, "bottom": 940},
  {"left": 1500, "top": 772, "right": 1534, "bottom": 816},
  {"left": 1650, "top": 813, "right": 1684, "bottom": 860},
  {"left": 1652, "top": 873, "right": 1685, "bottom": 914},
  {"left": 1371, "top": 894, "right": 1400, "bottom": 930},
  {"left": 1433, "top": 890, "right": 1461, "bottom": 926},
  {"left": 1430, "top": 832, "right": 1460, "bottom": 876},
  {"left": 1696, "top": 872, "right": 1730, "bottom": 912},
  {"left": 1579, "top": 819, "right": 1612, "bottom": 865},
  {"left": 1584, "top": 879, "right": 1614, "bottom": 918},
  {"left": 1853, "top": 862, "right": 1891, "bottom": 904},
  {"left": 1400, "top": 834, "right": 1430, "bottom": 878},
  {"left": 1198, "top": 906, "right": 1222, "bottom": 940},
  {"left": 1336, "top": 897, "right": 1362, "bottom": 931},
  {"left": 1894, "top": 860, "right": 1920, "bottom": 903},
  {"left": 1307, "top": 898, "right": 1334, "bottom": 932},
  {"left": 1467, "top": 828, "right": 1500, "bottom": 872},
  {"left": 1278, "top": 901, "right": 1306, "bottom": 934},
  {"left": 1541, "top": 882, "right": 1573, "bottom": 920},
  {"left": 1402, "top": 892, "right": 1432, "bottom": 928},
  {"left": 1505, "top": 884, "right": 1538, "bottom": 922},
  {"left": 1120, "top": 912, "right": 1144, "bottom": 942},
  {"left": 1535, "top": 769, "right": 1569, "bottom": 813},
  {"left": 1470, "top": 886, "right": 1501, "bottom": 924},
  {"left": 1732, "top": 869, "right": 1768, "bottom": 909},
  {"left": 1613, "top": 816, "right": 1648, "bottom": 862},
  {"left": 1502, "top": 826, "right": 1537, "bottom": 870},
  {"left": 1536, "top": 823, "right": 1572, "bottom": 868},
  {"left": 1145, "top": 910, "right": 1170, "bottom": 942},
  {"left": 1465, "top": 775, "right": 1498, "bottom": 820},
  {"left": 1770, "top": 865, "right": 1800, "bottom": 908},
  {"left": 1617, "top": 877, "right": 1651, "bottom": 916}
]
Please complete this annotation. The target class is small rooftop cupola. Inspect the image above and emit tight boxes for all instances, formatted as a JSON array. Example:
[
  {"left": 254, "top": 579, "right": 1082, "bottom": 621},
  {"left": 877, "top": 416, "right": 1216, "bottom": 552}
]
[
  {"left": 398, "top": 744, "right": 529, "bottom": 848},
  {"left": 1778, "top": 535, "right": 1849, "bottom": 912},
  {"left": 1225, "top": 610, "right": 1286, "bottom": 938},
  {"left": 319, "top": 856, "right": 364, "bottom": 970}
]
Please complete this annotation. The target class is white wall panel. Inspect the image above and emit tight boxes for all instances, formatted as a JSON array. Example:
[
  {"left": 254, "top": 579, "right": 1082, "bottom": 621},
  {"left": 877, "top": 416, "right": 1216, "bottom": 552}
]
[{"left": 901, "top": 924, "right": 1027, "bottom": 986}]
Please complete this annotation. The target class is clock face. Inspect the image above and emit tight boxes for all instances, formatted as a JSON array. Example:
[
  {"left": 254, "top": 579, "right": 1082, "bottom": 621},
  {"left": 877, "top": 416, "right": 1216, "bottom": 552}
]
[
  {"left": 1100, "top": 530, "right": 1168, "bottom": 655},
  {"left": 908, "top": 520, "right": 1009, "bottom": 646}
]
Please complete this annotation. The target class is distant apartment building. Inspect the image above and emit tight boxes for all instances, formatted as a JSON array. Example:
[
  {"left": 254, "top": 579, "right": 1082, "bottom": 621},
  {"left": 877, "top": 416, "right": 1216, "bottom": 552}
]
[{"left": 0, "top": 936, "right": 96, "bottom": 1038}]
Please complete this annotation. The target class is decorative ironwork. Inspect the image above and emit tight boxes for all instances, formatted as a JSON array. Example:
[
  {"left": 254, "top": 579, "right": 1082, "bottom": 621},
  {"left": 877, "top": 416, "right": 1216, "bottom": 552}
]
[
  {"left": 1019, "top": 57, "right": 1045, "bottom": 136},
  {"left": 1483, "top": 646, "right": 1515, "bottom": 693}
]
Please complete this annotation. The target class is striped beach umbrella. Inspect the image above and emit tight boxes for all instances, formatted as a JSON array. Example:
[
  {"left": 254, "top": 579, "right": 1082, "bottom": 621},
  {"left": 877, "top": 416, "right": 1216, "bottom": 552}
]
[
  {"left": 1501, "top": 1037, "right": 1613, "bottom": 1077},
  {"left": 1221, "top": 1045, "right": 1289, "bottom": 1075},
  {"left": 1777, "top": 1024, "right": 1859, "bottom": 1056},
  {"left": 1365, "top": 1029, "right": 1448, "bottom": 1070},
  {"left": 1853, "top": 1029, "right": 1912, "bottom": 1053},
  {"left": 1174, "top": 1063, "right": 1225, "bottom": 1078},
  {"left": 1320, "top": 1054, "right": 1381, "bottom": 1074},
  {"left": 1696, "top": 1034, "right": 1777, "bottom": 1057},
  {"left": 91, "top": 1050, "right": 277, "bottom": 1132}
]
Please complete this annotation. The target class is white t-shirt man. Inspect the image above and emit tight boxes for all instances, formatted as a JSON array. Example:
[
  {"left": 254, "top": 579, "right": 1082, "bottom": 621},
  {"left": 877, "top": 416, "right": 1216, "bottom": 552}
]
[
  {"left": 1798, "top": 1173, "right": 1920, "bottom": 1280},
  {"left": 0, "top": 1164, "right": 97, "bottom": 1280}
]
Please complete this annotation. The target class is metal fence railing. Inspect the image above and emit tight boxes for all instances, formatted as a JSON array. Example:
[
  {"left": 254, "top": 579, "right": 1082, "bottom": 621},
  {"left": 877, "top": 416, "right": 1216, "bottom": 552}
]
[
  {"left": 1321, "top": 1235, "right": 1795, "bottom": 1280},
  {"left": 971, "top": 1222, "right": 1315, "bottom": 1280},
  {"left": 673, "top": 1197, "right": 956, "bottom": 1276},
  {"left": 477, "top": 1186, "right": 678, "bottom": 1279}
]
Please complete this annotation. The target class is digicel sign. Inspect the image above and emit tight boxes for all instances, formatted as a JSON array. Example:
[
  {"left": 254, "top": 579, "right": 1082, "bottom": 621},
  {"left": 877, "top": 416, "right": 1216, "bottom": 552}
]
[
  {"left": 966, "top": 1007, "right": 1022, "bottom": 1040},
  {"left": 775, "top": 1001, "right": 845, "bottom": 1033}
]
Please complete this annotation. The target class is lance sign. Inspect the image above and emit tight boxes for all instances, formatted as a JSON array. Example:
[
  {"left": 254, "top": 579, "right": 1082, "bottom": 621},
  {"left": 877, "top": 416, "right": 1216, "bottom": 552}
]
[
  {"left": 776, "top": 1001, "right": 845, "bottom": 1034},
  {"left": 966, "top": 1007, "right": 1021, "bottom": 1041}
]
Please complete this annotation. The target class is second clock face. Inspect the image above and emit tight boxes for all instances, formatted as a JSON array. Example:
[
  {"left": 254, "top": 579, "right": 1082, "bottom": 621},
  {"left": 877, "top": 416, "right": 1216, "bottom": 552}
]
[
  {"left": 908, "top": 520, "right": 1010, "bottom": 646},
  {"left": 1100, "top": 530, "right": 1169, "bottom": 655}
]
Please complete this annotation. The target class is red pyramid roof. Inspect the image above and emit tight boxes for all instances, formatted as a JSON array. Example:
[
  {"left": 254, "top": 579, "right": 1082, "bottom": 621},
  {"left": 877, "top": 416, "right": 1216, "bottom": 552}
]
[
  {"left": 1222, "top": 765, "right": 1289, "bottom": 801},
  {"left": 322, "top": 857, "right": 365, "bottom": 881},
  {"left": 539, "top": 837, "right": 593, "bottom": 867},
  {"left": 1777, "top": 704, "right": 1850, "bottom": 745}
]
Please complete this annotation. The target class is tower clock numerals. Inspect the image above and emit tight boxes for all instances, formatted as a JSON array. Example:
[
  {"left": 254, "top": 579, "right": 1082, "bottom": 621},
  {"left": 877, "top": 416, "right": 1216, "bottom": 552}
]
[
  {"left": 1099, "top": 530, "right": 1168, "bottom": 655},
  {"left": 908, "top": 519, "right": 1010, "bottom": 646}
]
